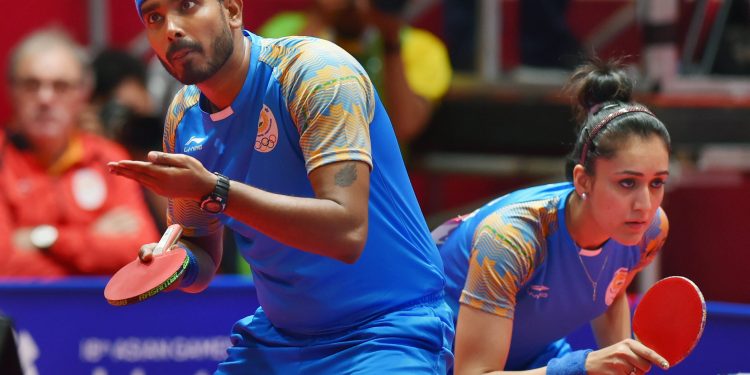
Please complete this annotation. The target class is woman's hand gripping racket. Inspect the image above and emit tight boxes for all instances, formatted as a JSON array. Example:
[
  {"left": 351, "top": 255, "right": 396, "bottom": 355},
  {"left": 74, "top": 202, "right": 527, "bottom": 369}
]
[
  {"left": 632, "top": 276, "right": 707, "bottom": 368},
  {"left": 104, "top": 224, "right": 188, "bottom": 306}
]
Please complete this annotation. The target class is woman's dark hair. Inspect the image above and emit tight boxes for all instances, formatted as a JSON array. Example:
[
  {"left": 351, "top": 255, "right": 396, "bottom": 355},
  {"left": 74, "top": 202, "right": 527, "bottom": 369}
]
[{"left": 564, "top": 58, "right": 671, "bottom": 181}]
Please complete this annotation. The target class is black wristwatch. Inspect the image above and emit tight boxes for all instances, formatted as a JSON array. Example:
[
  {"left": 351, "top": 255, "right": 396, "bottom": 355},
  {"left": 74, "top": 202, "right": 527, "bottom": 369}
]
[{"left": 200, "top": 172, "right": 230, "bottom": 214}]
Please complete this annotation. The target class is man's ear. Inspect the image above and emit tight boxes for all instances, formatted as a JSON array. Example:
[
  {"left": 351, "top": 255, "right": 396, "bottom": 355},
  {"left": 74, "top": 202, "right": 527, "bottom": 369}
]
[
  {"left": 222, "top": 0, "right": 244, "bottom": 29},
  {"left": 572, "top": 164, "right": 592, "bottom": 197}
]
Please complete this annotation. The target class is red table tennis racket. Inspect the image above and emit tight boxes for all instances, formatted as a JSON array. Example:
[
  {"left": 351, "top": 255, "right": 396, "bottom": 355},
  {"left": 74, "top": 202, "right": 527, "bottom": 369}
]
[
  {"left": 632, "top": 276, "right": 706, "bottom": 367},
  {"left": 104, "top": 224, "right": 186, "bottom": 306}
]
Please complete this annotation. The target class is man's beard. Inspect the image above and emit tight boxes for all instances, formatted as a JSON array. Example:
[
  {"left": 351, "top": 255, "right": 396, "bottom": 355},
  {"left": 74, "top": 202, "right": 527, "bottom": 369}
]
[{"left": 160, "top": 25, "right": 234, "bottom": 85}]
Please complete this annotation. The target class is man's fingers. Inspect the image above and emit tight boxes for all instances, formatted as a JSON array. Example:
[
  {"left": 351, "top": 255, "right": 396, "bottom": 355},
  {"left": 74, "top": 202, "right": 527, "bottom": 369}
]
[
  {"left": 109, "top": 167, "right": 161, "bottom": 189},
  {"left": 629, "top": 339, "right": 670, "bottom": 370},
  {"left": 148, "top": 151, "right": 186, "bottom": 167},
  {"left": 139, "top": 243, "right": 157, "bottom": 263},
  {"left": 109, "top": 160, "right": 153, "bottom": 169},
  {"left": 109, "top": 160, "right": 172, "bottom": 179}
]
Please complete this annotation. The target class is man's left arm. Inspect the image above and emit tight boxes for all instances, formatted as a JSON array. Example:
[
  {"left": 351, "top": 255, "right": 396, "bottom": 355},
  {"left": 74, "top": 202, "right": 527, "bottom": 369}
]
[
  {"left": 224, "top": 159, "right": 370, "bottom": 264},
  {"left": 110, "top": 152, "right": 370, "bottom": 264}
]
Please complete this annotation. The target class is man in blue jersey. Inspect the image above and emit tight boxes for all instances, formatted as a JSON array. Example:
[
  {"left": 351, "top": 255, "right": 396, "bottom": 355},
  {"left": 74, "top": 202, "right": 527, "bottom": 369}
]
[{"left": 108, "top": 0, "right": 453, "bottom": 373}]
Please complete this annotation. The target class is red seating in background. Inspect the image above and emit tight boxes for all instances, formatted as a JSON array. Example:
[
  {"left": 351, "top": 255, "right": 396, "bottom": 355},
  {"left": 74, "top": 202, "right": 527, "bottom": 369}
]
[{"left": 660, "top": 171, "right": 750, "bottom": 304}]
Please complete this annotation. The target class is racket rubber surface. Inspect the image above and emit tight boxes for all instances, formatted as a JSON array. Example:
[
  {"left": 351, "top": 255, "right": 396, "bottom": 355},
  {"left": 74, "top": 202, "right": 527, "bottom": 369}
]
[
  {"left": 104, "top": 248, "right": 188, "bottom": 306},
  {"left": 632, "top": 276, "right": 706, "bottom": 366}
]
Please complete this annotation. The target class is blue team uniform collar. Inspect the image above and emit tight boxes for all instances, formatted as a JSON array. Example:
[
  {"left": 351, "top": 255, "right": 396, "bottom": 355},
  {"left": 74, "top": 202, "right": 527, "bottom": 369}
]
[{"left": 199, "top": 31, "right": 261, "bottom": 123}]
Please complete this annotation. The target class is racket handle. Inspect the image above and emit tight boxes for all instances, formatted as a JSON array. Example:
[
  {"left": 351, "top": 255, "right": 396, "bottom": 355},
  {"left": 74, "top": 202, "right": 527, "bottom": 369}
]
[{"left": 152, "top": 224, "right": 183, "bottom": 256}]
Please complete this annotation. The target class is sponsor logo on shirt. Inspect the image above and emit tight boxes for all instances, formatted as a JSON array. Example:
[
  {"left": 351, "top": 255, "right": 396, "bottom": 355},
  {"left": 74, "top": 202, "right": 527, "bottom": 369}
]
[
  {"left": 255, "top": 105, "right": 278, "bottom": 153},
  {"left": 184, "top": 136, "right": 206, "bottom": 152},
  {"left": 528, "top": 284, "right": 550, "bottom": 299}
]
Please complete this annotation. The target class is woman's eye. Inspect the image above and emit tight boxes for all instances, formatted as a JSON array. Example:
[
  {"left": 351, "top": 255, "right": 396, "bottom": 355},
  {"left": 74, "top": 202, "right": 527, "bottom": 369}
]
[
  {"left": 181, "top": 0, "right": 197, "bottom": 11},
  {"left": 650, "top": 179, "right": 666, "bottom": 188},
  {"left": 619, "top": 179, "right": 635, "bottom": 188}
]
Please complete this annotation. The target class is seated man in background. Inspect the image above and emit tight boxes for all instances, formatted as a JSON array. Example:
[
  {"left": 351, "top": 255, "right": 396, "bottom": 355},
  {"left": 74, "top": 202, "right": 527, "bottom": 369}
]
[
  {"left": 89, "top": 48, "right": 169, "bottom": 232},
  {"left": 85, "top": 48, "right": 156, "bottom": 139},
  {"left": 0, "top": 29, "right": 159, "bottom": 276},
  {"left": 260, "top": 0, "right": 452, "bottom": 144}
]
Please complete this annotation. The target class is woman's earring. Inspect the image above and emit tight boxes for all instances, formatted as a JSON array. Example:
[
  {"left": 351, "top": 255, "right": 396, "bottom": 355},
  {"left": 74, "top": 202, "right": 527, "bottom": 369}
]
[{"left": 581, "top": 192, "right": 588, "bottom": 200}]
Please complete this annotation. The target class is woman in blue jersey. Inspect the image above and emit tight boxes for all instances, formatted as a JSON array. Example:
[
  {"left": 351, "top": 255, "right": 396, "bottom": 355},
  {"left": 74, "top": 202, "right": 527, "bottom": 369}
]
[{"left": 436, "top": 59, "right": 672, "bottom": 375}]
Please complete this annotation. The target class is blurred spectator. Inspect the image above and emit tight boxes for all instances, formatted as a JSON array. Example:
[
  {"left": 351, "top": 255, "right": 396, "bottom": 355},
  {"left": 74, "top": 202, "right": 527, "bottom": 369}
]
[
  {"left": 711, "top": 0, "right": 750, "bottom": 75},
  {"left": 520, "top": 0, "right": 582, "bottom": 69},
  {"left": 0, "top": 29, "right": 160, "bottom": 276},
  {"left": 88, "top": 49, "right": 169, "bottom": 232},
  {"left": 86, "top": 48, "right": 155, "bottom": 139},
  {"left": 116, "top": 114, "right": 169, "bottom": 232},
  {"left": 259, "top": 0, "right": 452, "bottom": 144},
  {"left": 443, "top": 0, "right": 477, "bottom": 72}
]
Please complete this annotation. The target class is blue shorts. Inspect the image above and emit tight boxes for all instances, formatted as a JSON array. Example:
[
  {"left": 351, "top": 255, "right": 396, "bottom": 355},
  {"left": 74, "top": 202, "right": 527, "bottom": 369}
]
[{"left": 215, "top": 297, "right": 455, "bottom": 374}]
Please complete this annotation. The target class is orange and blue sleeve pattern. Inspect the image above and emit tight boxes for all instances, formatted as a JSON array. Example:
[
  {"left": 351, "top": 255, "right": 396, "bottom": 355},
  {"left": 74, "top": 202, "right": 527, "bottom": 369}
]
[
  {"left": 631, "top": 208, "right": 669, "bottom": 274},
  {"left": 259, "top": 37, "right": 375, "bottom": 173},
  {"left": 460, "top": 200, "right": 558, "bottom": 319},
  {"left": 163, "top": 86, "right": 223, "bottom": 237},
  {"left": 162, "top": 86, "right": 198, "bottom": 154}
]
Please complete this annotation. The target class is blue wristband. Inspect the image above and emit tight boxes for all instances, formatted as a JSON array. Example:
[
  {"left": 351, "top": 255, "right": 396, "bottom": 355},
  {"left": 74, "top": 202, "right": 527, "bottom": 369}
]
[
  {"left": 179, "top": 248, "right": 200, "bottom": 288},
  {"left": 546, "top": 349, "right": 592, "bottom": 375}
]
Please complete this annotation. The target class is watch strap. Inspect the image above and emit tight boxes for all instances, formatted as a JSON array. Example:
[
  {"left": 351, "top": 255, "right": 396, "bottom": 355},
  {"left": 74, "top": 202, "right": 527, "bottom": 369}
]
[
  {"left": 213, "top": 172, "right": 230, "bottom": 201},
  {"left": 200, "top": 172, "right": 230, "bottom": 213}
]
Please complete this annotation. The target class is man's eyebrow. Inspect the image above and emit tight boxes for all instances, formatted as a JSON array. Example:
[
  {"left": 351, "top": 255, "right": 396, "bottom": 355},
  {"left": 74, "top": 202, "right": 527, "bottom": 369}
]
[{"left": 140, "top": 1, "right": 160, "bottom": 16}]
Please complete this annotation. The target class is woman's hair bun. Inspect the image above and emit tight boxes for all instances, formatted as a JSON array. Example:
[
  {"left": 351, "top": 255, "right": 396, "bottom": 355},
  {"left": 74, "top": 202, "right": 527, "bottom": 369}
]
[{"left": 566, "top": 57, "right": 633, "bottom": 123}]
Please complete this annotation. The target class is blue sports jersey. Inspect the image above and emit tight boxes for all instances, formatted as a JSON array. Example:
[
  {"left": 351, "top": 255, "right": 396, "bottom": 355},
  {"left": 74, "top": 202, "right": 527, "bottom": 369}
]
[
  {"left": 162, "top": 31, "right": 446, "bottom": 335},
  {"left": 436, "top": 182, "right": 668, "bottom": 369}
]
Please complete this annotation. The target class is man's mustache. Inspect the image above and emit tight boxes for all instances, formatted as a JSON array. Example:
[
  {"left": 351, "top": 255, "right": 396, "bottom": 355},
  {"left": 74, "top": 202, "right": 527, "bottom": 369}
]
[{"left": 166, "top": 40, "right": 203, "bottom": 61}]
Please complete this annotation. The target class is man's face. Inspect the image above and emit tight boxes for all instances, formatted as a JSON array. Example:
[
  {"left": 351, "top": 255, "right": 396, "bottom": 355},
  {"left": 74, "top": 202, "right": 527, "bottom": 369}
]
[
  {"left": 11, "top": 46, "right": 87, "bottom": 146},
  {"left": 140, "top": 0, "right": 234, "bottom": 85}
]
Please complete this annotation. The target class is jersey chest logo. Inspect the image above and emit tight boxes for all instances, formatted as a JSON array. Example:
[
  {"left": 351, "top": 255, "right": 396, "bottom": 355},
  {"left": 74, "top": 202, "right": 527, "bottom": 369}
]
[
  {"left": 527, "top": 284, "right": 550, "bottom": 299},
  {"left": 255, "top": 105, "right": 278, "bottom": 153},
  {"left": 605, "top": 267, "right": 630, "bottom": 306}
]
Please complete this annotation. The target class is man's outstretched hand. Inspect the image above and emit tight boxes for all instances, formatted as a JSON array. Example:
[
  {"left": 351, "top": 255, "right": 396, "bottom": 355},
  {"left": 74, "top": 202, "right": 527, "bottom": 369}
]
[{"left": 108, "top": 151, "right": 216, "bottom": 201}]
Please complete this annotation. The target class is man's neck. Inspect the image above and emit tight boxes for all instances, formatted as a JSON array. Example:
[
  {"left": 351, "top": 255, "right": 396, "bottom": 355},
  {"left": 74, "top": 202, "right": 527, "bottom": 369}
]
[
  {"left": 7, "top": 127, "right": 70, "bottom": 169},
  {"left": 32, "top": 137, "right": 73, "bottom": 171},
  {"left": 197, "top": 33, "right": 250, "bottom": 111}
]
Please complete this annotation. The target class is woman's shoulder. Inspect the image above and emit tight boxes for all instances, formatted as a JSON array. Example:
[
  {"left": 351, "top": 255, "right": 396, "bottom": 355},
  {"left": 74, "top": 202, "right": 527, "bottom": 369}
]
[
  {"left": 645, "top": 207, "right": 669, "bottom": 243},
  {"left": 475, "top": 182, "right": 572, "bottom": 229}
]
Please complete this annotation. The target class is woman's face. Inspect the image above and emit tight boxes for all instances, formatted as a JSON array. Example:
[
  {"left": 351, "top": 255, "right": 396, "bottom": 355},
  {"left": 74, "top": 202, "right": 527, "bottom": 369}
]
[{"left": 585, "top": 134, "right": 670, "bottom": 246}]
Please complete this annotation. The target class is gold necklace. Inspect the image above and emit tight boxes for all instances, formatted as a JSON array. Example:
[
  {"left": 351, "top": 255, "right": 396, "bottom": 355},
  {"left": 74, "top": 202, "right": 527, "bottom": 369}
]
[{"left": 576, "top": 251, "right": 609, "bottom": 302}]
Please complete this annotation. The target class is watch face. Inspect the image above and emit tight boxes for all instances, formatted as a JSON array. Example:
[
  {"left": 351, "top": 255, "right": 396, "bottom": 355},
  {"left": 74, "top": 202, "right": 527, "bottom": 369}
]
[{"left": 201, "top": 199, "right": 223, "bottom": 214}]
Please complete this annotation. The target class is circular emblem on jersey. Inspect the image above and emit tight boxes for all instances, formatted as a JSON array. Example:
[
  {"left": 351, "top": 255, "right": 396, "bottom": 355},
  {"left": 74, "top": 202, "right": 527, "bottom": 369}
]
[
  {"left": 255, "top": 105, "right": 278, "bottom": 153},
  {"left": 605, "top": 267, "right": 630, "bottom": 306},
  {"left": 72, "top": 168, "right": 107, "bottom": 210}
]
